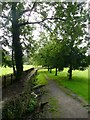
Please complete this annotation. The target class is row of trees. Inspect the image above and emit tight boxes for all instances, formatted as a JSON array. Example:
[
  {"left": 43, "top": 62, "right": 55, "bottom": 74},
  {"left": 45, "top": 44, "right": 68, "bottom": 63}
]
[
  {"left": 1, "top": 2, "right": 89, "bottom": 79},
  {"left": 33, "top": 2, "right": 89, "bottom": 79},
  {"left": 34, "top": 39, "right": 88, "bottom": 79}
]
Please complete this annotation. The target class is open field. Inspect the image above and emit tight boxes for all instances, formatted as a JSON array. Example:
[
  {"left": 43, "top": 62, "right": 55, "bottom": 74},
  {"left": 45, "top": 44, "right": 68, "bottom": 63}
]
[
  {"left": 37, "top": 68, "right": 88, "bottom": 102},
  {"left": 0, "top": 65, "right": 33, "bottom": 76}
]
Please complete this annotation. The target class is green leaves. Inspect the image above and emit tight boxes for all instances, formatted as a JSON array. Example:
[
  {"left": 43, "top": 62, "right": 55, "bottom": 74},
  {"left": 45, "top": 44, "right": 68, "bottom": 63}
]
[
  {"left": 34, "top": 2, "right": 89, "bottom": 76},
  {"left": 34, "top": 40, "right": 64, "bottom": 70},
  {"left": 2, "top": 49, "right": 12, "bottom": 67}
]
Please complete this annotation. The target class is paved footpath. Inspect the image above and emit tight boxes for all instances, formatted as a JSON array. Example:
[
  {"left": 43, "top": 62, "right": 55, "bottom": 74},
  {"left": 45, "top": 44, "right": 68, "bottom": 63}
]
[{"left": 42, "top": 77, "right": 88, "bottom": 118}]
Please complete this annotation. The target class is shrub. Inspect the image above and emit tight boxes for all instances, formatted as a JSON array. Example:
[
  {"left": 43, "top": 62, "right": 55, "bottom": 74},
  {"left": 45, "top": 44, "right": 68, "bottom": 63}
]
[
  {"left": 2, "top": 70, "right": 38, "bottom": 120},
  {"left": 27, "top": 97, "right": 37, "bottom": 113},
  {"left": 2, "top": 92, "right": 31, "bottom": 120}
]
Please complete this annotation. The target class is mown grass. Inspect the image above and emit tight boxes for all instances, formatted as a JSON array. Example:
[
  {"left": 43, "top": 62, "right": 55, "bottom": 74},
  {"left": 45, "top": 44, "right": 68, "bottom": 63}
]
[
  {"left": 35, "top": 70, "right": 48, "bottom": 86},
  {"left": 46, "top": 68, "right": 88, "bottom": 102},
  {"left": 0, "top": 65, "right": 34, "bottom": 76},
  {"left": 35, "top": 68, "right": 88, "bottom": 102}
]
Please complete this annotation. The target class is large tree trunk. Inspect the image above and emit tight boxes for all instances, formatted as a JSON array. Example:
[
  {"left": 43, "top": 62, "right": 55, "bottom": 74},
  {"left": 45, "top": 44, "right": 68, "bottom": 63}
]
[
  {"left": 69, "top": 64, "right": 72, "bottom": 80},
  {"left": 12, "top": 3, "right": 23, "bottom": 79},
  {"left": 13, "top": 31, "right": 23, "bottom": 79},
  {"left": 55, "top": 67, "right": 57, "bottom": 76}
]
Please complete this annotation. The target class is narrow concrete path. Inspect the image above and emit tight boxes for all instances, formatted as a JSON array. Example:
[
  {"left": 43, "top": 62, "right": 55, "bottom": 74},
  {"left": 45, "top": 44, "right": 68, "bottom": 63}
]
[{"left": 42, "top": 77, "right": 88, "bottom": 118}]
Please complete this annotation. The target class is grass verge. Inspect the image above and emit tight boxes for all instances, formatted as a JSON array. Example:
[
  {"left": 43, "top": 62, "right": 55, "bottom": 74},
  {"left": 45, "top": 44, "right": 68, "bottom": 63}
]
[{"left": 35, "top": 70, "right": 48, "bottom": 86}]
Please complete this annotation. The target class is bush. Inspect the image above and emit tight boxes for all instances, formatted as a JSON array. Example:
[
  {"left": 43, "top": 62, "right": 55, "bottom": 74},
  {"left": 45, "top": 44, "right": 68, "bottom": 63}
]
[
  {"left": 2, "top": 70, "right": 38, "bottom": 120},
  {"left": 27, "top": 97, "right": 37, "bottom": 113},
  {"left": 2, "top": 92, "right": 31, "bottom": 120}
]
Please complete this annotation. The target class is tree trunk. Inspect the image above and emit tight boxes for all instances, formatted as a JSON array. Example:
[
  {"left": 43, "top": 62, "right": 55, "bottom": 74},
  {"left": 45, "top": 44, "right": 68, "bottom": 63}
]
[
  {"left": 48, "top": 66, "right": 49, "bottom": 71},
  {"left": 12, "top": 3, "right": 23, "bottom": 79},
  {"left": 55, "top": 67, "right": 57, "bottom": 76},
  {"left": 69, "top": 64, "right": 72, "bottom": 80},
  {"left": 50, "top": 68, "right": 52, "bottom": 73}
]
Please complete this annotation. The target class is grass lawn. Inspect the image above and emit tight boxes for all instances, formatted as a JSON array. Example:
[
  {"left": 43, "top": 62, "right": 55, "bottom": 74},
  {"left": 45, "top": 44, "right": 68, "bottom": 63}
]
[
  {"left": 46, "top": 68, "right": 88, "bottom": 102},
  {"left": 36, "top": 68, "right": 88, "bottom": 102},
  {"left": 0, "top": 65, "right": 34, "bottom": 76}
]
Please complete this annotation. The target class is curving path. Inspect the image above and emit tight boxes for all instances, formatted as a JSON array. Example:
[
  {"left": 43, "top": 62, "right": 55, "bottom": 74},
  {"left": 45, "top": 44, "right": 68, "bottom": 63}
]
[{"left": 41, "top": 76, "right": 88, "bottom": 118}]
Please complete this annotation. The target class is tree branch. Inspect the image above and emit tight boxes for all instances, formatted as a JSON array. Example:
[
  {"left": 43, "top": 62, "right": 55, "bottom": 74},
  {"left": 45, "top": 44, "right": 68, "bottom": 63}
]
[
  {"left": 19, "top": 17, "right": 65, "bottom": 27},
  {"left": 40, "top": 23, "right": 52, "bottom": 32},
  {"left": 19, "top": 2, "right": 37, "bottom": 17},
  {"left": 0, "top": 15, "right": 12, "bottom": 22}
]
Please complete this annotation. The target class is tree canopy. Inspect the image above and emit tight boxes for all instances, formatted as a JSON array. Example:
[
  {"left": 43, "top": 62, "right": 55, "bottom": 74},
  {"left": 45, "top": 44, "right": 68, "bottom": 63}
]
[
  {"left": 1, "top": 1, "right": 89, "bottom": 79},
  {"left": 33, "top": 2, "right": 89, "bottom": 79}
]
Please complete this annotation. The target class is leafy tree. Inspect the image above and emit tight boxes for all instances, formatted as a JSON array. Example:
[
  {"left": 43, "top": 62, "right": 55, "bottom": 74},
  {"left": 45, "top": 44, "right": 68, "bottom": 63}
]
[
  {"left": 54, "top": 2, "right": 89, "bottom": 79},
  {"left": 1, "top": 2, "right": 89, "bottom": 79},
  {"left": 35, "top": 2, "right": 89, "bottom": 78},
  {"left": 34, "top": 40, "right": 64, "bottom": 76}
]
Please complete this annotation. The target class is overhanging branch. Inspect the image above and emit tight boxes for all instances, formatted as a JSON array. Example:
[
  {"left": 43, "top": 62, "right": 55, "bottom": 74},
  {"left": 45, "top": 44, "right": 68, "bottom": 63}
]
[
  {"left": 40, "top": 22, "right": 52, "bottom": 33},
  {"left": 19, "top": 17, "right": 65, "bottom": 27},
  {"left": 18, "top": 2, "right": 37, "bottom": 18},
  {"left": 0, "top": 15, "right": 12, "bottom": 22}
]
